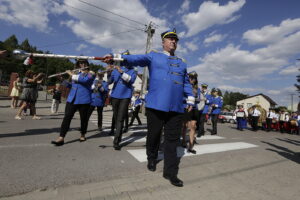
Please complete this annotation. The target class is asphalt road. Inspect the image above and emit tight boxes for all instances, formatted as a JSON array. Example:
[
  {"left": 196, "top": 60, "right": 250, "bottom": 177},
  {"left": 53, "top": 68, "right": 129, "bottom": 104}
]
[{"left": 0, "top": 99, "right": 299, "bottom": 199}]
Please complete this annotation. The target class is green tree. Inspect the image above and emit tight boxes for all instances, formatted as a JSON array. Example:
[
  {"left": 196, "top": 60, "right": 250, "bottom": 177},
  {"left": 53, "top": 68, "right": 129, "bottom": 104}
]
[
  {"left": 222, "top": 91, "right": 249, "bottom": 109},
  {"left": 3, "top": 35, "right": 19, "bottom": 50}
]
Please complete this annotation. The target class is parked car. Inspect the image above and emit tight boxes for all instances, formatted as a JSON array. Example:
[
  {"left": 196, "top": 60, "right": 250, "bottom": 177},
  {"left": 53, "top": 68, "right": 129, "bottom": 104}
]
[{"left": 220, "top": 112, "right": 236, "bottom": 123}]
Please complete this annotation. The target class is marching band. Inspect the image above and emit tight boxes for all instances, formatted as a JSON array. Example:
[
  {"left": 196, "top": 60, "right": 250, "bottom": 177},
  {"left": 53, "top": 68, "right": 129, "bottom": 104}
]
[{"left": 6, "top": 28, "right": 300, "bottom": 188}]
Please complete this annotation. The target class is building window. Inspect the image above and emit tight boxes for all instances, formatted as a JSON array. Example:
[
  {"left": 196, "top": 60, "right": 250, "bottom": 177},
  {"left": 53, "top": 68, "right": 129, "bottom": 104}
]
[{"left": 247, "top": 103, "right": 252, "bottom": 108}]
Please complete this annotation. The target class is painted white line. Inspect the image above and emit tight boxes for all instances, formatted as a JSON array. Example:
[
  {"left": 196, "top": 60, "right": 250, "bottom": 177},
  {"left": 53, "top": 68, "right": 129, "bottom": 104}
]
[
  {"left": 198, "top": 135, "right": 225, "bottom": 140},
  {"left": 112, "top": 134, "right": 225, "bottom": 144},
  {"left": 0, "top": 143, "right": 52, "bottom": 149},
  {"left": 127, "top": 142, "right": 258, "bottom": 162}
]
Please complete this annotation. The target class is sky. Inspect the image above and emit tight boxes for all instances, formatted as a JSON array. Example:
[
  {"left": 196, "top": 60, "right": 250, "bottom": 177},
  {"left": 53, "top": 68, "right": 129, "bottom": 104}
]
[{"left": 0, "top": 0, "right": 299, "bottom": 107}]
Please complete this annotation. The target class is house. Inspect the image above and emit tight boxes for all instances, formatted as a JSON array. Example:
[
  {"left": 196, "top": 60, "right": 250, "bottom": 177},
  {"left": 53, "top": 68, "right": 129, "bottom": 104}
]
[{"left": 236, "top": 93, "right": 277, "bottom": 111}]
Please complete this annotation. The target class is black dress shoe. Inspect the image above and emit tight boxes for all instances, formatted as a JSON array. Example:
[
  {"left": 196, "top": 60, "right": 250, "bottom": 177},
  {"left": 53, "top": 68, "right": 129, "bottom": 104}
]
[
  {"left": 147, "top": 160, "right": 156, "bottom": 172},
  {"left": 187, "top": 149, "right": 197, "bottom": 154},
  {"left": 123, "top": 128, "right": 128, "bottom": 133},
  {"left": 113, "top": 144, "right": 121, "bottom": 150},
  {"left": 163, "top": 174, "right": 183, "bottom": 187},
  {"left": 51, "top": 140, "right": 64, "bottom": 146}
]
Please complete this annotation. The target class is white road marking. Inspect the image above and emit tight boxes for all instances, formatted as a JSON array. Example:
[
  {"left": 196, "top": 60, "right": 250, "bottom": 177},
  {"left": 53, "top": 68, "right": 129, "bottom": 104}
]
[
  {"left": 198, "top": 135, "right": 225, "bottom": 140},
  {"left": 127, "top": 142, "right": 258, "bottom": 162}
]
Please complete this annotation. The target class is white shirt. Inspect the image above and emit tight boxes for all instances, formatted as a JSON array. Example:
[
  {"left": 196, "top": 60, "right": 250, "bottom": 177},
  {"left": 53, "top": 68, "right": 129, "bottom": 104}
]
[
  {"left": 267, "top": 111, "right": 277, "bottom": 119},
  {"left": 252, "top": 108, "right": 261, "bottom": 117}
]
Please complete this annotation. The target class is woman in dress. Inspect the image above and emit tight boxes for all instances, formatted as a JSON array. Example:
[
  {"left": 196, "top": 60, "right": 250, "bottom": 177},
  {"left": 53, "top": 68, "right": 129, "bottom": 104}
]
[
  {"left": 10, "top": 77, "right": 21, "bottom": 108},
  {"left": 15, "top": 70, "right": 44, "bottom": 120}
]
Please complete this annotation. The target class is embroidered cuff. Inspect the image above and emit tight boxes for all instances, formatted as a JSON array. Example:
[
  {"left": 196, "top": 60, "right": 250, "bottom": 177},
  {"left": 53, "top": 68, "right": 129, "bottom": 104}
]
[
  {"left": 91, "top": 84, "right": 96, "bottom": 90},
  {"left": 72, "top": 75, "right": 79, "bottom": 82},
  {"left": 186, "top": 96, "right": 195, "bottom": 105},
  {"left": 215, "top": 105, "right": 218, "bottom": 107},
  {"left": 121, "top": 73, "right": 131, "bottom": 82}
]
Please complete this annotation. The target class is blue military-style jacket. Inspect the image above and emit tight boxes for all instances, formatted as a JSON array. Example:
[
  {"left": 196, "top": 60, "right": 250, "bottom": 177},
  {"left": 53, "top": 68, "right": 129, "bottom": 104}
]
[
  {"left": 91, "top": 79, "right": 109, "bottom": 107},
  {"left": 108, "top": 66, "right": 137, "bottom": 99},
  {"left": 210, "top": 96, "right": 223, "bottom": 114},
  {"left": 120, "top": 51, "right": 194, "bottom": 113},
  {"left": 66, "top": 72, "right": 95, "bottom": 104}
]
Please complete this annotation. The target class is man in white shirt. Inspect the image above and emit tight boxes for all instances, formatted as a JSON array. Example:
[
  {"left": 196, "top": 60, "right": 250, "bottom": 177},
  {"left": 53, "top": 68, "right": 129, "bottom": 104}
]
[
  {"left": 266, "top": 108, "right": 276, "bottom": 132},
  {"left": 251, "top": 105, "right": 261, "bottom": 131}
]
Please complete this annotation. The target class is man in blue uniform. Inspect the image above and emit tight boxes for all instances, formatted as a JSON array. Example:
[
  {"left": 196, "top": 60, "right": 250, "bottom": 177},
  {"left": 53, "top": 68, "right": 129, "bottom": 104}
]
[
  {"left": 87, "top": 69, "right": 109, "bottom": 131},
  {"left": 103, "top": 29, "right": 194, "bottom": 187},
  {"left": 51, "top": 59, "right": 95, "bottom": 146},
  {"left": 209, "top": 88, "right": 223, "bottom": 135},
  {"left": 107, "top": 51, "right": 137, "bottom": 150},
  {"left": 197, "top": 83, "right": 211, "bottom": 137}
]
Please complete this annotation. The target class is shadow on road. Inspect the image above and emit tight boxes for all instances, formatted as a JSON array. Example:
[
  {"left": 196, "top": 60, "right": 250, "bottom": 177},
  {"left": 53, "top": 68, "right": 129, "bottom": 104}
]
[
  {"left": 261, "top": 141, "right": 300, "bottom": 164},
  {"left": 276, "top": 138, "right": 300, "bottom": 146},
  {"left": 0, "top": 127, "right": 60, "bottom": 138}
]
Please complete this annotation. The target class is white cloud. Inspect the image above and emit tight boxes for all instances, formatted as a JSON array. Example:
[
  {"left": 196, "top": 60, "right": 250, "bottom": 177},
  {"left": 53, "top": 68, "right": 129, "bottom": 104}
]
[
  {"left": 185, "top": 41, "right": 198, "bottom": 51},
  {"left": 189, "top": 17, "right": 300, "bottom": 85},
  {"left": 267, "top": 90, "right": 281, "bottom": 95},
  {"left": 190, "top": 44, "right": 286, "bottom": 83},
  {"left": 279, "top": 64, "right": 300, "bottom": 75},
  {"left": 76, "top": 44, "right": 88, "bottom": 51},
  {"left": 243, "top": 18, "right": 300, "bottom": 45},
  {"left": 177, "top": 0, "right": 190, "bottom": 14},
  {"left": 182, "top": 0, "right": 246, "bottom": 37},
  {"left": 218, "top": 85, "right": 257, "bottom": 93},
  {"left": 204, "top": 33, "right": 227, "bottom": 45},
  {"left": 61, "top": 0, "right": 167, "bottom": 53},
  {"left": 0, "top": 0, "right": 60, "bottom": 32}
]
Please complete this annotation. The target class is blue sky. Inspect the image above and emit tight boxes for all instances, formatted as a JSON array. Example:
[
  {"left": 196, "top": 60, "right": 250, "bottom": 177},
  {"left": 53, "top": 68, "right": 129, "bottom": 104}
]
[{"left": 0, "top": 0, "right": 299, "bottom": 107}]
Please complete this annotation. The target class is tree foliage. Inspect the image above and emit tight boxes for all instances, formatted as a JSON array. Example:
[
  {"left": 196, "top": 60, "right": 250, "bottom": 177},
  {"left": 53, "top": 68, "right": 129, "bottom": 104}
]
[
  {"left": 0, "top": 35, "right": 104, "bottom": 85},
  {"left": 223, "top": 91, "right": 249, "bottom": 110}
]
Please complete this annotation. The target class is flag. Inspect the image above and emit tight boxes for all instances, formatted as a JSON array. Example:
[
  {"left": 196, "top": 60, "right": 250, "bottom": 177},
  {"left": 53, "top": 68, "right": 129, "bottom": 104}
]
[{"left": 23, "top": 55, "right": 33, "bottom": 65}]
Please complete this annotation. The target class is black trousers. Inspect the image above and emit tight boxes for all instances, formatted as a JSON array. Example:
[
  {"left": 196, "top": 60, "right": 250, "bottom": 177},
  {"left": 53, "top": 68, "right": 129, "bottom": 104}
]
[
  {"left": 198, "top": 113, "right": 206, "bottom": 136},
  {"left": 252, "top": 116, "right": 259, "bottom": 131},
  {"left": 60, "top": 102, "right": 90, "bottom": 137},
  {"left": 111, "top": 98, "right": 130, "bottom": 145},
  {"left": 266, "top": 118, "right": 272, "bottom": 131},
  {"left": 211, "top": 114, "right": 219, "bottom": 134},
  {"left": 87, "top": 105, "right": 103, "bottom": 128},
  {"left": 111, "top": 106, "right": 129, "bottom": 133},
  {"left": 130, "top": 105, "right": 142, "bottom": 125},
  {"left": 146, "top": 108, "right": 183, "bottom": 176},
  {"left": 279, "top": 121, "right": 285, "bottom": 133}
]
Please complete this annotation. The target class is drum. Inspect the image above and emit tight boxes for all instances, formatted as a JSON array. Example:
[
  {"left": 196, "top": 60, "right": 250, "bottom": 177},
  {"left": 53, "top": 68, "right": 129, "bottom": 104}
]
[
  {"left": 236, "top": 111, "right": 245, "bottom": 118},
  {"left": 290, "top": 120, "right": 298, "bottom": 126}
]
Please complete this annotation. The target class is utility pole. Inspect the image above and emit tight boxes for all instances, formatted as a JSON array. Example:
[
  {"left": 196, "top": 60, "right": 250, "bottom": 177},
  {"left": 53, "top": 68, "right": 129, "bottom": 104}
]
[
  {"left": 141, "top": 22, "right": 155, "bottom": 113},
  {"left": 290, "top": 93, "right": 295, "bottom": 111}
]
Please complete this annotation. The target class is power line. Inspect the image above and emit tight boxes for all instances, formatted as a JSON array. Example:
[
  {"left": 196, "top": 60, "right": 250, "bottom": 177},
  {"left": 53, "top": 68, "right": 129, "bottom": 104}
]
[
  {"left": 56, "top": 0, "right": 145, "bottom": 31},
  {"left": 78, "top": 0, "right": 147, "bottom": 27},
  {"left": 38, "top": 29, "right": 141, "bottom": 48}
]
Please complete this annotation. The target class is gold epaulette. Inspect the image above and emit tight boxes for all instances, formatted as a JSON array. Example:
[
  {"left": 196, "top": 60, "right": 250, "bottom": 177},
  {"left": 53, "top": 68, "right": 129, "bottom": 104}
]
[{"left": 178, "top": 57, "right": 186, "bottom": 63}]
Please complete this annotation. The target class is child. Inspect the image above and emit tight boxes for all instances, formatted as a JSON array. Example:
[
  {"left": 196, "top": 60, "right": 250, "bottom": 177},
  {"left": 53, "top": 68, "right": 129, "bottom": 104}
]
[{"left": 50, "top": 83, "right": 62, "bottom": 114}]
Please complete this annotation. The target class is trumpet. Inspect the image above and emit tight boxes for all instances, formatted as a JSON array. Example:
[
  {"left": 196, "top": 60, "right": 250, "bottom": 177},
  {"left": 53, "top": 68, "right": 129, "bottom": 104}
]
[{"left": 12, "top": 49, "right": 124, "bottom": 62}]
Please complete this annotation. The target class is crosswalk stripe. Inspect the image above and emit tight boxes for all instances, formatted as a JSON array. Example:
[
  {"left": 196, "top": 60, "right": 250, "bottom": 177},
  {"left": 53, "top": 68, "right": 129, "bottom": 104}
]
[
  {"left": 111, "top": 134, "right": 225, "bottom": 144},
  {"left": 127, "top": 142, "right": 258, "bottom": 162}
]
